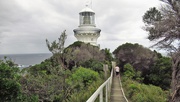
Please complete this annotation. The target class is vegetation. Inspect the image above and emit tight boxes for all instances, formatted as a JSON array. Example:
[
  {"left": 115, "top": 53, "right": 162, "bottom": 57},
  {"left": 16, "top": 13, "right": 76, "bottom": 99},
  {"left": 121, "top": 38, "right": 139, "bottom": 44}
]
[
  {"left": 67, "top": 67, "right": 100, "bottom": 88},
  {"left": 145, "top": 57, "right": 172, "bottom": 90},
  {"left": 1, "top": 7, "right": 177, "bottom": 101},
  {"left": 113, "top": 42, "right": 173, "bottom": 102},
  {"left": 123, "top": 79, "right": 168, "bottom": 102},
  {"left": 19, "top": 65, "right": 103, "bottom": 102},
  {"left": 63, "top": 41, "right": 106, "bottom": 69},
  {"left": 113, "top": 43, "right": 158, "bottom": 73},
  {"left": 46, "top": 30, "right": 67, "bottom": 70},
  {"left": 1, "top": 0, "right": 179, "bottom": 101},
  {"left": 143, "top": 0, "right": 180, "bottom": 101},
  {"left": 46, "top": 30, "right": 67, "bottom": 55},
  {"left": 0, "top": 59, "right": 21, "bottom": 101},
  {"left": 0, "top": 39, "right": 169, "bottom": 102},
  {"left": 122, "top": 63, "right": 168, "bottom": 102},
  {"left": 0, "top": 30, "right": 112, "bottom": 101},
  {"left": 66, "top": 67, "right": 103, "bottom": 102},
  {"left": 123, "top": 63, "right": 136, "bottom": 79},
  {"left": 81, "top": 59, "right": 104, "bottom": 73},
  {"left": 20, "top": 67, "right": 71, "bottom": 101},
  {"left": 113, "top": 42, "right": 172, "bottom": 89},
  {"left": 19, "top": 54, "right": 105, "bottom": 101},
  {"left": 123, "top": 63, "right": 143, "bottom": 82}
]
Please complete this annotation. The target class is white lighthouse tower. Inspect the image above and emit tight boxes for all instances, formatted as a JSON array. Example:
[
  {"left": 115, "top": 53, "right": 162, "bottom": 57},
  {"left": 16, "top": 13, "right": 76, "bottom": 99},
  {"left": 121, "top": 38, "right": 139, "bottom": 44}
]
[{"left": 73, "top": 5, "right": 101, "bottom": 46}]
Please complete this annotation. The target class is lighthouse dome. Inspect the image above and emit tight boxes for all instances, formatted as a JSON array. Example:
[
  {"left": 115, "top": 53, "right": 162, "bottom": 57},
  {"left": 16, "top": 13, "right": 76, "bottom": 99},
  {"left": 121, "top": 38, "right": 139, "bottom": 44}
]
[{"left": 80, "top": 6, "right": 95, "bottom": 13}]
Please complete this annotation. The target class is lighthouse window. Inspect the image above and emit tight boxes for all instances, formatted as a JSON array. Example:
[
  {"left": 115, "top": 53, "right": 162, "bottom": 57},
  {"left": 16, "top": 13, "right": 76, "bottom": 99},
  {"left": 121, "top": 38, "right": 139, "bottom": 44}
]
[{"left": 83, "top": 12, "right": 91, "bottom": 24}]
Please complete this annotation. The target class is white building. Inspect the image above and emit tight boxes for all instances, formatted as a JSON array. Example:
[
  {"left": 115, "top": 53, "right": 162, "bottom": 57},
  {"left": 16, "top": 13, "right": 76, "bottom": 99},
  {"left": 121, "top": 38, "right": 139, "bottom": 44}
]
[{"left": 73, "top": 5, "right": 101, "bottom": 46}]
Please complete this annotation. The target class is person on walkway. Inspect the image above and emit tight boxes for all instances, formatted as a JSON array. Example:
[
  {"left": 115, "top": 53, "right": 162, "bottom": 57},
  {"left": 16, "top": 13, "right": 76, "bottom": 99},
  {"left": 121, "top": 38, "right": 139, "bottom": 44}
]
[{"left": 115, "top": 66, "right": 120, "bottom": 77}]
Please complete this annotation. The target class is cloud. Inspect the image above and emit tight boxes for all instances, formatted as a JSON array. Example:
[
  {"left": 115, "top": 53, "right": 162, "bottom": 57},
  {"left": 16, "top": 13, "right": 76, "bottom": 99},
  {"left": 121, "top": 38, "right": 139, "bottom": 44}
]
[{"left": 0, "top": 0, "right": 162, "bottom": 54}]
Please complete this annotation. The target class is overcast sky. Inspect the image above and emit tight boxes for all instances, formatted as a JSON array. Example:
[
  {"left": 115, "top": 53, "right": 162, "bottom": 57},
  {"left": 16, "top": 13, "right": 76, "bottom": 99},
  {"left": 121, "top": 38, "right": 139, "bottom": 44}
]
[{"left": 0, "top": 0, "right": 162, "bottom": 54}]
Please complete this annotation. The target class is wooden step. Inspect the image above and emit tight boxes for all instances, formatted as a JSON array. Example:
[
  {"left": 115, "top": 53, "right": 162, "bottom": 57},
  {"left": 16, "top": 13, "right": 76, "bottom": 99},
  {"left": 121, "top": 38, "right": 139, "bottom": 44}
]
[{"left": 110, "top": 76, "right": 127, "bottom": 102}]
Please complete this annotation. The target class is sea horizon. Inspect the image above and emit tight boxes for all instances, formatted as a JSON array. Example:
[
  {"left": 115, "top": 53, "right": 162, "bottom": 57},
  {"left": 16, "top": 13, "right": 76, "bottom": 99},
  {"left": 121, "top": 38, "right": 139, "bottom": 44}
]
[
  {"left": 0, "top": 52, "right": 52, "bottom": 55},
  {"left": 0, "top": 53, "right": 52, "bottom": 67}
]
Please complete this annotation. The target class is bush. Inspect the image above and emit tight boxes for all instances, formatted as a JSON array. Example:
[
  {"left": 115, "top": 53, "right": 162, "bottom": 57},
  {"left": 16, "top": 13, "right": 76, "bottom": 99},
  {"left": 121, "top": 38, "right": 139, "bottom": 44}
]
[
  {"left": 122, "top": 78, "right": 167, "bottom": 102},
  {"left": 66, "top": 67, "right": 103, "bottom": 101},
  {"left": 66, "top": 81, "right": 102, "bottom": 102},
  {"left": 28, "top": 59, "right": 53, "bottom": 76},
  {"left": 67, "top": 67, "right": 100, "bottom": 88},
  {"left": 123, "top": 63, "right": 135, "bottom": 79},
  {"left": 20, "top": 63, "right": 72, "bottom": 102},
  {"left": 0, "top": 60, "right": 21, "bottom": 101},
  {"left": 123, "top": 63, "right": 144, "bottom": 82},
  {"left": 145, "top": 57, "right": 171, "bottom": 90},
  {"left": 81, "top": 59, "right": 103, "bottom": 73}
]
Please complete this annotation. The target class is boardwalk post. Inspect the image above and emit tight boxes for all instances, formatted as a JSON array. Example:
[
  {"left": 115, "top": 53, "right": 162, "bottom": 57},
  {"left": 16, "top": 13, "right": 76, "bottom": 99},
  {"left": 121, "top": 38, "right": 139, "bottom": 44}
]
[
  {"left": 103, "top": 64, "right": 108, "bottom": 79},
  {"left": 106, "top": 84, "right": 108, "bottom": 102},
  {"left": 100, "top": 90, "right": 103, "bottom": 102}
]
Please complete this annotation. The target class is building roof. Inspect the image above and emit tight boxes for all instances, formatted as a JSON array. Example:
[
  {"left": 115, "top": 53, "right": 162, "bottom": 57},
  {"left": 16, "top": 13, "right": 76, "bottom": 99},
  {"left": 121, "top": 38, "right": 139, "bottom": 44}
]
[{"left": 80, "top": 6, "right": 95, "bottom": 13}]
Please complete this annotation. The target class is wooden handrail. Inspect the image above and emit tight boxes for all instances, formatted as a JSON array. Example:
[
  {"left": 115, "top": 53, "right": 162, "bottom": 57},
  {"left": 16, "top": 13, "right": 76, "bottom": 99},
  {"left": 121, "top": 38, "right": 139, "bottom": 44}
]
[{"left": 86, "top": 68, "right": 113, "bottom": 102}]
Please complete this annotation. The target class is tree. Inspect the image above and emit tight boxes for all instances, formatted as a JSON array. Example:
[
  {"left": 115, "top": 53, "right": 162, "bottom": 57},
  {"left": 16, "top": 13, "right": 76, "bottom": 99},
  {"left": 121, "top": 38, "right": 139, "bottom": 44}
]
[
  {"left": 143, "top": 1, "right": 180, "bottom": 101},
  {"left": 46, "top": 30, "right": 67, "bottom": 55},
  {"left": 143, "top": 7, "right": 162, "bottom": 25},
  {"left": 113, "top": 43, "right": 158, "bottom": 73},
  {"left": 64, "top": 41, "right": 105, "bottom": 68},
  {"left": 20, "top": 70, "right": 70, "bottom": 102},
  {"left": 146, "top": 57, "right": 172, "bottom": 90},
  {"left": 102, "top": 48, "right": 113, "bottom": 62},
  {"left": 46, "top": 30, "right": 67, "bottom": 69},
  {"left": 0, "top": 59, "right": 21, "bottom": 101},
  {"left": 45, "top": 30, "right": 68, "bottom": 100}
]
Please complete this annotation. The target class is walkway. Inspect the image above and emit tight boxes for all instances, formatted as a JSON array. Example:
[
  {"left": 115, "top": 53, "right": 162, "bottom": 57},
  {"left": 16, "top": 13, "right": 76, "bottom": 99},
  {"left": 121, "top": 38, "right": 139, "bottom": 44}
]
[
  {"left": 110, "top": 76, "right": 127, "bottom": 102},
  {"left": 86, "top": 62, "right": 128, "bottom": 102}
]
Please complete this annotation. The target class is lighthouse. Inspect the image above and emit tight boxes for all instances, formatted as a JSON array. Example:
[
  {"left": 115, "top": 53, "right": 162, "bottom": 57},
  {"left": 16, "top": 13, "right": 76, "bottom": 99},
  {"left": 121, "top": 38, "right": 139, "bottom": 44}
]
[{"left": 73, "top": 5, "right": 101, "bottom": 46}]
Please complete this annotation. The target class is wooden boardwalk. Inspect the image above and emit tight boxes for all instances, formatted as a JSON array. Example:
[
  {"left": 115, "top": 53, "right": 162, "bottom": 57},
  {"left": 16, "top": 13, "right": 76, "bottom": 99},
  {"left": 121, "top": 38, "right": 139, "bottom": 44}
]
[{"left": 110, "top": 76, "right": 127, "bottom": 102}]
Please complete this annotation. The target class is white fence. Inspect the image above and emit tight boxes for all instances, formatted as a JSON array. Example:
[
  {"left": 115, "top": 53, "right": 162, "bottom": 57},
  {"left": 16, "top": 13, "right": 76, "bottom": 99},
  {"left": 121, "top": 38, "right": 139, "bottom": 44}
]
[{"left": 86, "top": 68, "right": 113, "bottom": 102}]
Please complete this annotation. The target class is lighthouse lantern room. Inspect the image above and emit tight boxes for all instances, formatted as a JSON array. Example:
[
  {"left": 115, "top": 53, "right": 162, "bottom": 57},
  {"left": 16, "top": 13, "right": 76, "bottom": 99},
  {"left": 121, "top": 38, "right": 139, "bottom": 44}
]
[{"left": 73, "top": 5, "right": 101, "bottom": 46}]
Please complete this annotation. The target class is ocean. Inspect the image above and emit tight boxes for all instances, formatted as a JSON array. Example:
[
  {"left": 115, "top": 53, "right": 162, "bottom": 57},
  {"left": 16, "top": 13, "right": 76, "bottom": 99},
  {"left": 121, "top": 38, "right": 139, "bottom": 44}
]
[{"left": 0, "top": 53, "right": 52, "bottom": 68}]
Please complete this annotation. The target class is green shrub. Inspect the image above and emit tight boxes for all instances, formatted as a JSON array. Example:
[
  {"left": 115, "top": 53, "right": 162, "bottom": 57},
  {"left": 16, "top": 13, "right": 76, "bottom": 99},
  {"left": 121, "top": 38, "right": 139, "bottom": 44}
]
[
  {"left": 66, "top": 67, "right": 103, "bottom": 101},
  {"left": 123, "top": 63, "right": 144, "bottom": 82},
  {"left": 146, "top": 57, "right": 171, "bottom": 90},
  {"left": 0, "top": 60, "right": 21, "bottom": 101},
  {"left": 67, "top": 67, "right": 100, "bottom": 88},
  {"left": 66, "top": 81, "right": 102, "bottom": 102},
  {"left": 122, "top": 78, "right": 167, "bottom": 102},
  {"left": 81, "top": 59, "right": 103, "bottom": 73},
  {"left": 123, "top": 63, "right": 135, "bottom": 79},
  {"left": 18, "top": 94, "right": 38, "bottom": 102}
]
